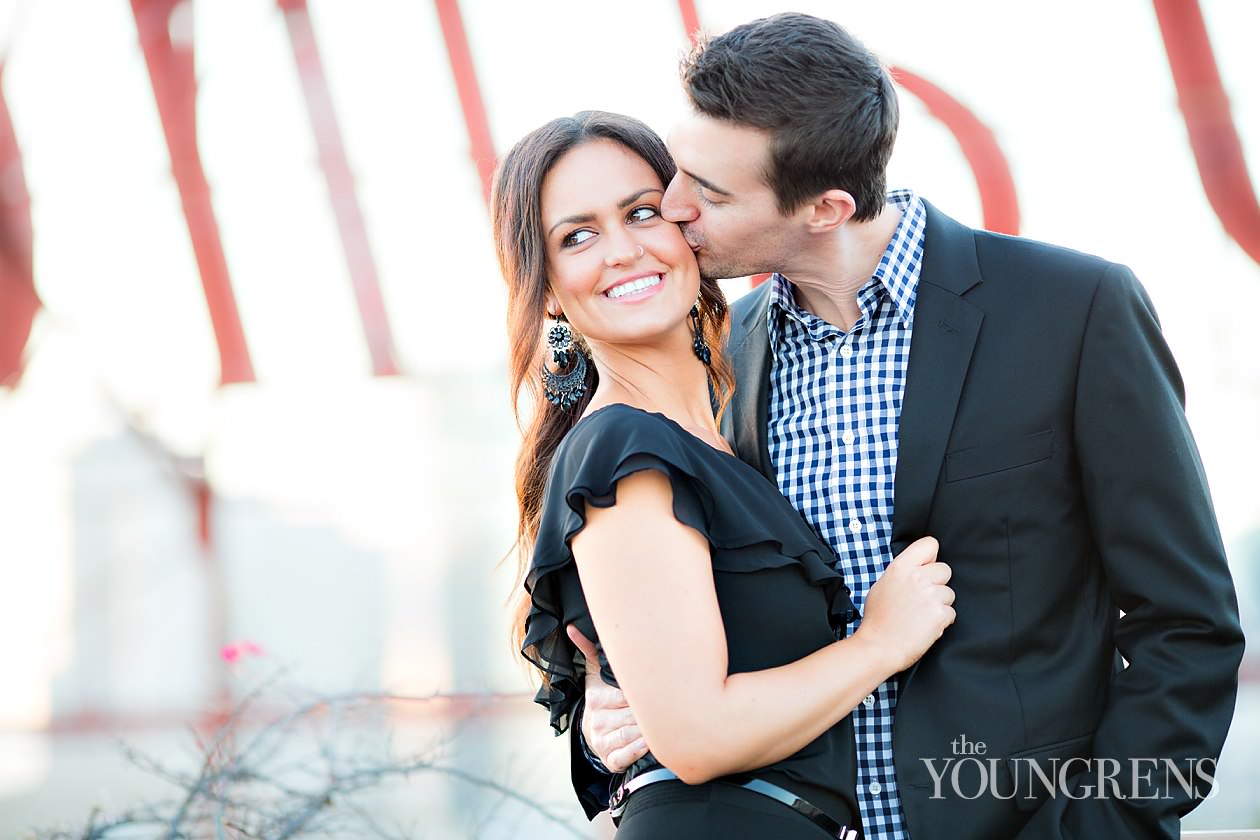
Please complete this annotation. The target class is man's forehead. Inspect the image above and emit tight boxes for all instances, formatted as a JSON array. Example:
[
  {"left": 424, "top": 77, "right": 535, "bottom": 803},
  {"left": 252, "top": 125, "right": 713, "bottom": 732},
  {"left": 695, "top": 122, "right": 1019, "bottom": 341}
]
[{"left": 667, "top": 112, "right": 770, "bottom": 191}]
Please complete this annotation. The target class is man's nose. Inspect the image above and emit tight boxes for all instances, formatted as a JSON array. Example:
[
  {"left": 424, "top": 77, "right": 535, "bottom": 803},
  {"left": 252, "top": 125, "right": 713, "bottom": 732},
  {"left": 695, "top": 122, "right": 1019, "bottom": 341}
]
[{"left": 661, "top": 175, "right": 698, "bottom": 223}]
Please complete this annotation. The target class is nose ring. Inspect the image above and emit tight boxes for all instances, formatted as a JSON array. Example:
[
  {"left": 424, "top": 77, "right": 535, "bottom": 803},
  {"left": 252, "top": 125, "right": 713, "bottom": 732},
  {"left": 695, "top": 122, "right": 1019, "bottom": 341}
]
[{"left": 635, "top": 245, "right": 644, "bottom": 259}]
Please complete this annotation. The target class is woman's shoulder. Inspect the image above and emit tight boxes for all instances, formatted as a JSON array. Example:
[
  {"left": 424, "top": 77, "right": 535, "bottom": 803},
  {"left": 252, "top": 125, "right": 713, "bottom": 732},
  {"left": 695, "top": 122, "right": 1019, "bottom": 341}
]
[
  {"left": 565, "top": 403, "right": 681, "bottom": 447},
  {"left": 541, "top": 404, "right": 712, "bottom": 536},
  {"left": 553, "top": 404, "right": 698, "bottom": 478}
]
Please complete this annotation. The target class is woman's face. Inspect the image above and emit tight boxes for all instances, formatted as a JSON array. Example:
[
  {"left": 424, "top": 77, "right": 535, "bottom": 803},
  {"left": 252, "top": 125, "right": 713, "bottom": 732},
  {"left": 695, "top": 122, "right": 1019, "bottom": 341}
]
[{"left": 540, "top": 139, "right": 700, "bottom": 353}]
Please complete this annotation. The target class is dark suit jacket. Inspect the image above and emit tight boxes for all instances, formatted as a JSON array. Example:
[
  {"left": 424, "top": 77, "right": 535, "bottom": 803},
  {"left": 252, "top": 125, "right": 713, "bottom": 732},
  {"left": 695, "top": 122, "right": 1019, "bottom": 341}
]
[
  {"left": 720, "top": 201, "right": 1244, "bottom": 839},
  {"left": 569, "top": 201, "right": 1244, "bottom": 838}
]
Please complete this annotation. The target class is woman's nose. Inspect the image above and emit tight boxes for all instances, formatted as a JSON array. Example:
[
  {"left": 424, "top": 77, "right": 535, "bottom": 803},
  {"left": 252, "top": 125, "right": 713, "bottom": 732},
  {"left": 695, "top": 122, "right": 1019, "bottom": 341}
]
[{"left": 604, "top": 242, "right": 644, "bottom": 268}]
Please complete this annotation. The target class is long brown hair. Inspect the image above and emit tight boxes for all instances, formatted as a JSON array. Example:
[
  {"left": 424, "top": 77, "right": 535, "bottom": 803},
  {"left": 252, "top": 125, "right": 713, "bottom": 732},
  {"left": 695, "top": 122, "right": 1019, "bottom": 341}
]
[{"left": 491, "top": 110, "right": 735, "bottom": 662}]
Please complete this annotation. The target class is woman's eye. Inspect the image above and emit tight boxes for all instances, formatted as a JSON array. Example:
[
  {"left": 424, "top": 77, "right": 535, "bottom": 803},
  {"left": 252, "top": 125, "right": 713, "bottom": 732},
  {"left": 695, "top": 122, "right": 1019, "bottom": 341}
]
[
  {"left": 628, "top": 206, "right": 659, "bottom": 223},
  {"left": 561, "top": 229, "right": 595, "bottom": 248}
]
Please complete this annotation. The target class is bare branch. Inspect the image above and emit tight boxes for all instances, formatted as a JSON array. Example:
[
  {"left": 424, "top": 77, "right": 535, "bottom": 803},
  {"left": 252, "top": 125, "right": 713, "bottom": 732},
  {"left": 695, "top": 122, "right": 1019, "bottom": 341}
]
[{"left": 34, "top": 680, "right": 585, "bottom": 840}]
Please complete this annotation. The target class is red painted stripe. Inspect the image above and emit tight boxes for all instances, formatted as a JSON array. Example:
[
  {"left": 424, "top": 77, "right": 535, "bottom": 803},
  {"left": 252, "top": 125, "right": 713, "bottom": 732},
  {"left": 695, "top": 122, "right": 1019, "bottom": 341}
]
[
  {"left": 892, "top": 66, "right": 1020, "bottom": 236},
  {"left": 434, "top": 0, "right": 496, "bottom": 207},
  {"left": 0, "top": 64, "right": 40, "bottom": 388},
  {"left": 677, "top": 0, "right": 702, "bottom": 46},
  {"left": 131, "top": 0, "right": 255, "bottom": 384},
  {"left": 278, "top": 0, "right": 400, "bottom": 376},
  {"left": 1153, "top": 0, "right": 1260, "bottom": 267}
]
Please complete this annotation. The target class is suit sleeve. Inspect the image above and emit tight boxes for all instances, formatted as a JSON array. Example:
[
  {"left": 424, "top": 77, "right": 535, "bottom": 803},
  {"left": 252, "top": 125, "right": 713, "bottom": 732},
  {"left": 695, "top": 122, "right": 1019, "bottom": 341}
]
[{"left": 1015, "top": 263, "right": 1245, "bottom": 839}]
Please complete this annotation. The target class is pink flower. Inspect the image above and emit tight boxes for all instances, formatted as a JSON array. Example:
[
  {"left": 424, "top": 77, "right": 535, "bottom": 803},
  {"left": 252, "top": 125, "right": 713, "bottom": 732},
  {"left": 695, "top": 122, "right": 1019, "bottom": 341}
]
[{"left": 220, "top": 640, "right": 265, "bottom": 663}]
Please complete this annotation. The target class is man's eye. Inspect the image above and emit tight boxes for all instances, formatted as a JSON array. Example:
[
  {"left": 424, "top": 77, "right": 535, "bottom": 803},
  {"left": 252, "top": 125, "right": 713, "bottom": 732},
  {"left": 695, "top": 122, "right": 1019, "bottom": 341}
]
[
  {"left": 628, "top": 206, "right": 659, "bottom": 223},
  {"left": 562, "top": 229, "right": 595, "bottom": 248}
]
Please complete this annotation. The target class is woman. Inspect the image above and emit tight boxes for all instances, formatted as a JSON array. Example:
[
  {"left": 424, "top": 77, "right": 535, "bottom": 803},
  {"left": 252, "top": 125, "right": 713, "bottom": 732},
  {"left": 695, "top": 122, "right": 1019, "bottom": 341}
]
[{"left": 493, "top": 111, "right": 954, "bottom": 839}]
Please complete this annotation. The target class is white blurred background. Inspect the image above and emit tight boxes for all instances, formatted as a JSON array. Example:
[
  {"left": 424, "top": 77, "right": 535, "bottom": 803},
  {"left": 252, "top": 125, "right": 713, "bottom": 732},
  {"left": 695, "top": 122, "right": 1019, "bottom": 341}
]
[{"left": 0, "top": 0, "right": 1256, "bottom": 836}]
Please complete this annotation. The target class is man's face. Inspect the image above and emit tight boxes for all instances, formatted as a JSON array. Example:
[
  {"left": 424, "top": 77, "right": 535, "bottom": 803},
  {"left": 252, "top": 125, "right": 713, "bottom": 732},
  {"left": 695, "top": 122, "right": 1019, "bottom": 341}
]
[{"left": 662, "top": 112, "right": 803, "bottom": 281}]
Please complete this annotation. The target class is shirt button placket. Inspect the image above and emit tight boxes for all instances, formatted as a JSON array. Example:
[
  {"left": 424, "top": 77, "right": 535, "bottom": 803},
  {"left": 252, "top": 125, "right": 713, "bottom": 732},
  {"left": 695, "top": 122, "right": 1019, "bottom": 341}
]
[{"left": 828, "top": 337, "right": 842, "bottom": 488}]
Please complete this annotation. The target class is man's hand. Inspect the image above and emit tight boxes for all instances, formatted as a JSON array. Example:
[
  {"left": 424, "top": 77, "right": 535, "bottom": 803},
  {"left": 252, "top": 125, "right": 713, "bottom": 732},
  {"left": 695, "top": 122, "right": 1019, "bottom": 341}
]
[{"left": 567, "top": 624, "right": 649, "bottom": 772}]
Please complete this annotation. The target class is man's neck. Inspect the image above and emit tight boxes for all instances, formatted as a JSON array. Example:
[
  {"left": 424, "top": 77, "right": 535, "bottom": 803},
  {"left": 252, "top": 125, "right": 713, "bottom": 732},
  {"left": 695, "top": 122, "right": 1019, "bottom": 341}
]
[{"left": 784, "top": 203, "right": 904, "bottom": 332}]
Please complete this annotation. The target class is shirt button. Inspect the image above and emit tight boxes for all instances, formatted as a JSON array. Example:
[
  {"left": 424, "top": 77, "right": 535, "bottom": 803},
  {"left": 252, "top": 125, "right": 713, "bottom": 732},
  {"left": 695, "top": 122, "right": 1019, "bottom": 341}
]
[
  {"left": 868, "top": 781, "right": 882, "bottom": 796},
  {"left": 841, "top": 430, "right": 856, "bottom": 445},
  {"left": 863, "top": 694, "right": 876, "bottom": 708},
  {"left": 839, "top": 343, "right": 853, "bottom": 359},
  {"left": 849, "top": 519, "right": 863, "bottom": 533}
]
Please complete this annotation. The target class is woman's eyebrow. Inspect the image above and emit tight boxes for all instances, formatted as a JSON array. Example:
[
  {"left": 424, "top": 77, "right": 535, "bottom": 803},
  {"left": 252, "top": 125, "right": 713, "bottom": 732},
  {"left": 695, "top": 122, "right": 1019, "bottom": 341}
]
[
  {"left": 617, "top": 187, "right": 664, "bottom": 208},
  {"left": 547, "top": 188, "right": 665, "bottom": 237}
]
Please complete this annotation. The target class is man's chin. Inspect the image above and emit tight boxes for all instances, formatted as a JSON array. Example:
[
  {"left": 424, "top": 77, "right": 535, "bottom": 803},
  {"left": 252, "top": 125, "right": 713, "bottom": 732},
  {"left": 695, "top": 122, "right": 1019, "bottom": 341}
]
[
  {"left": 699, "top": 261, "right": 753, "bottom": 282},
  {"left": 695, "top": 254, "right": 729, "bottom": 281}
]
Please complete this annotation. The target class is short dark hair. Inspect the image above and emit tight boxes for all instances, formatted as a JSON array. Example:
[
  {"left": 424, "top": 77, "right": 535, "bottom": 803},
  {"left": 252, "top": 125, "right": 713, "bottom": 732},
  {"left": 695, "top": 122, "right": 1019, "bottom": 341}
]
[{"left": 680, "top": 13, "right": 898, "bottom": 221}]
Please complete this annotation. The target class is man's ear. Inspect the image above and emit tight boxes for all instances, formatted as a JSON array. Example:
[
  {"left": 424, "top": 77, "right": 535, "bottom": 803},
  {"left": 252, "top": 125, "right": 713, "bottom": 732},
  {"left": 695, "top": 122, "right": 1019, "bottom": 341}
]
[{"left": 805, "top": 189, "right": 857, "bottom": 233}]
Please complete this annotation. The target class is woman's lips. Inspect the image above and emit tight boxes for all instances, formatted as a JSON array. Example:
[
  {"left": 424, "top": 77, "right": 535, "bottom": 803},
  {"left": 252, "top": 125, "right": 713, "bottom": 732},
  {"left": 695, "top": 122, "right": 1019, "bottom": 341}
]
[{"left": 604, "top": 273, "right": 664, "bottom": 301}]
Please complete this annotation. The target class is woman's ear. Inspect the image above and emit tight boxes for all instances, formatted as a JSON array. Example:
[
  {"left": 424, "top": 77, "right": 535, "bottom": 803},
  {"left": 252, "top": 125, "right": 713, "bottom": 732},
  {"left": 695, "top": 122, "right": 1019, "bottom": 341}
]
[{"left": 544, "top": 293, "right": 560, "bottom": 319}]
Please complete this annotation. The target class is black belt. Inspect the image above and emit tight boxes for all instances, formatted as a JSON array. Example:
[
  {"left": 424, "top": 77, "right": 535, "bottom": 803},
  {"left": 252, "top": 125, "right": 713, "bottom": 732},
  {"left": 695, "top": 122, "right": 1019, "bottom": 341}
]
[{"left": 608, "top": 766, "right": 859, "bottom": 839}]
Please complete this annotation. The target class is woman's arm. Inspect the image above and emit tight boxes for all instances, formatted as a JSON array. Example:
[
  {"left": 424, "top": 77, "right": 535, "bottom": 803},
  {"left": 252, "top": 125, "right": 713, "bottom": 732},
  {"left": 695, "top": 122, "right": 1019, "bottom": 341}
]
[{"left": 572, "top": 468, "right": 953, "bottom": 785}]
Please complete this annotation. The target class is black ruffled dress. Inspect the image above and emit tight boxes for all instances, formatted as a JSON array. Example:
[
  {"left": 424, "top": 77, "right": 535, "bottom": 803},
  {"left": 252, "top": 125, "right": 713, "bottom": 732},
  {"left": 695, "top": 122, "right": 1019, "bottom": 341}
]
[{"left": 522, "top": 404, "right": 862, "bottom": 836}]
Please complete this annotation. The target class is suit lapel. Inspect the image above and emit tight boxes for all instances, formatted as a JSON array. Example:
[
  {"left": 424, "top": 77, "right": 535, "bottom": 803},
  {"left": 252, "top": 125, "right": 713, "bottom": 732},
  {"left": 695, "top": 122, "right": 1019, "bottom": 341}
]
[
  {"left": 891, "top": 203, "right": 985, "bottom": 557},
  {"left": 726, "top": 204, "right": 985, "bottom": 553},
  {"left": 724, "top": 281, "right": 777, "bottom": 482}
]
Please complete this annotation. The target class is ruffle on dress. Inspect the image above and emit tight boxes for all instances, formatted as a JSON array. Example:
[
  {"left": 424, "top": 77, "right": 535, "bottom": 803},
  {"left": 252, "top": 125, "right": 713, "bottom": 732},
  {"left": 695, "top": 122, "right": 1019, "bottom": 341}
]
[{"left": 521, "top": 405, "right": 856, "bottom": 734}]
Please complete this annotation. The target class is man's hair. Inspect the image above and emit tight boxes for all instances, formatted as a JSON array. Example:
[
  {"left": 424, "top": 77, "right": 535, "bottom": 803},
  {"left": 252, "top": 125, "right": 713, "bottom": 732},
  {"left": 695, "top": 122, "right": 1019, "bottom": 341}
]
[{"left": 680, "top": 13, "right": 898, "bottom": 221}]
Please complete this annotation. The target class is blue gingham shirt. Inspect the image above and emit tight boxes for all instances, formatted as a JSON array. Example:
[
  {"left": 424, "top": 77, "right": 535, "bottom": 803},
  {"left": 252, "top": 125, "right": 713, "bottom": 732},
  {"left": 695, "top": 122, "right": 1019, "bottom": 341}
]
[{"left": 767, "top": 189, "right": 925, "bottom": 840}]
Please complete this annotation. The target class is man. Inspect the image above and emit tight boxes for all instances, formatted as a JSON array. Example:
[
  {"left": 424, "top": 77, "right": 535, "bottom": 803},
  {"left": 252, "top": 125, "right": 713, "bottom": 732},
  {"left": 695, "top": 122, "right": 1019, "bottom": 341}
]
[{"left": 572, "top": 13, "right": 1243, "bottom": 839}]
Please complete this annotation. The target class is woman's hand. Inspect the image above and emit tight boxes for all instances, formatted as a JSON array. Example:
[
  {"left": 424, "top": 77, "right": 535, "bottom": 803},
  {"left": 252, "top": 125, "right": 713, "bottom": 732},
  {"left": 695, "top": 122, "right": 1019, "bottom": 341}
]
[
  {"left": 855, "top": 536, "right": 955, "bottom": 672},
  {"left": 571, "top": 470, "right": 947, "bottom": 782}
]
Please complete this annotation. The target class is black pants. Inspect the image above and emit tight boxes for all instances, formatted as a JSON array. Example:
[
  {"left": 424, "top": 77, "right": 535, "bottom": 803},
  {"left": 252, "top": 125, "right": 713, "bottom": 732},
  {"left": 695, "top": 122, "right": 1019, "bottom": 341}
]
[{"left": 615, "top": 780, "right": 840, "bottom": 839}]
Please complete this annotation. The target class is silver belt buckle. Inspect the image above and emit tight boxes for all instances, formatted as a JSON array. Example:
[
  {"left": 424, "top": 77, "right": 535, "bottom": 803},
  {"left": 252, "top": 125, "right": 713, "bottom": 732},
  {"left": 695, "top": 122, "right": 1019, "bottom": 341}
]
[
  {"left": 608, "top": 767, "right": 677, "bottom": 824},
  {"left": 608, "top": 778, "right": 630, "bottom": 821}
]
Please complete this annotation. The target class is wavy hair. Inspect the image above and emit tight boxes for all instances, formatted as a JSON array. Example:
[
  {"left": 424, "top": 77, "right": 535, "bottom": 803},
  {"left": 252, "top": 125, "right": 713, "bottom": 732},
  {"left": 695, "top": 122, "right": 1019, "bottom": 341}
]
[{"left": 490, "top": 110, "right": 735, "bottom": 663}]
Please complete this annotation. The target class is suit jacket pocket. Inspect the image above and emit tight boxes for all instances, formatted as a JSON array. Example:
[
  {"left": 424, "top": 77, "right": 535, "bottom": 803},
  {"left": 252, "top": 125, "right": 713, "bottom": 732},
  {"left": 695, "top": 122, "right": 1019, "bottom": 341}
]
[
  {"left": 1001, "top": 732, "right": 1093, "bottom": 812},
  {"left": 945, "top": 430, "right": 1054, "bottom": 482}
]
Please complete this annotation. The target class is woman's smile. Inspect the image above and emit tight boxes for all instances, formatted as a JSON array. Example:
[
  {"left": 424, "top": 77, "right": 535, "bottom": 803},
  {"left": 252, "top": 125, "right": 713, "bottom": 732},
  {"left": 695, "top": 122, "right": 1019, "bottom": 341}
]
[
  {"left": 540, "top": 138, "right": 701, "bottom": 345},
  {"left": 604, "top": 273, "right": 664, "bottom": 302}
]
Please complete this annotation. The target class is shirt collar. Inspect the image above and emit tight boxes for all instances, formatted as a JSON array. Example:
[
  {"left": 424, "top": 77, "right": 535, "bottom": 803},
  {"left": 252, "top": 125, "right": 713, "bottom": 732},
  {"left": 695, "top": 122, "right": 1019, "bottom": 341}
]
[{"left": 767, "top": 189, "right": 926, "bottom": 345}]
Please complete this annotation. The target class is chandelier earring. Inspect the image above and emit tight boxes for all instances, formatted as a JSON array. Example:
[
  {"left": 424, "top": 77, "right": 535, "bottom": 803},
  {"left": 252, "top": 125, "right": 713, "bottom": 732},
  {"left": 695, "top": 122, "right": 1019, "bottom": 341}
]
[
  {"left": 690, "top": 299, "right": 712, "bottom": 365},
  {"left": 541, "top": 313, "right": 589, "bottom": 410}
]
